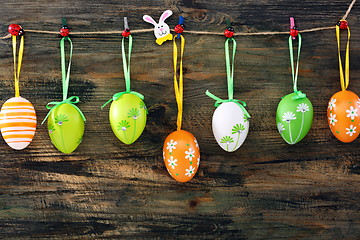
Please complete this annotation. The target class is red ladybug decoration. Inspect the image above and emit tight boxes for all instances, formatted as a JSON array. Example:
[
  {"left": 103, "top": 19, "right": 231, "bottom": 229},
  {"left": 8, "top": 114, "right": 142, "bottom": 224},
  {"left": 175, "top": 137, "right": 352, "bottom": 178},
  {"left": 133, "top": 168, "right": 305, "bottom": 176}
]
[
  {"left": 290, "top": 26, "right": 299, "bottom": 38},
  {"left": 8, "top": 24, "right": 23, "bottom": 36},
  {"left": 60, "top": 26, "right": 70, "bottom": 37},
  {"left": 224, "top": 26, "right": 234, "bottom": 38},
  {"left": 338, "top": 20, "right": 348, "bottom": 30},
  {"left": 122, "top": 28, "right": 131, "bottom": 37},
  {"left": 174, "top": 24, "right": 185, "bottom": 34}
]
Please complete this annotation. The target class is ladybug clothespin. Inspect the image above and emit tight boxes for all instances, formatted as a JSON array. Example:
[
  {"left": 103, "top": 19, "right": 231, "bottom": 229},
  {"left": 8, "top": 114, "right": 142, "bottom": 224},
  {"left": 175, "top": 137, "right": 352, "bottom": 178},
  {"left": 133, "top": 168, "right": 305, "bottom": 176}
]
[
  {"left": 8, "top": 24, "right": 24, "bottom": 36},
  {"left": 289, "top": 17, "right": 299, "bottom": 39},
  {"left": 224, "top": 20, "right": 234, "bottom": 38},
  {"left": 174, "top": 16, "right": 185, "bottom": 38},
  {"left": 337, "top": 19, "right": 349, "bottom": 30},
  {"left": 60, "top": 18, "right": 70, "bottom": 37},
  {"left": 122, "top": 17, "right": 131, "bottom": 37}
]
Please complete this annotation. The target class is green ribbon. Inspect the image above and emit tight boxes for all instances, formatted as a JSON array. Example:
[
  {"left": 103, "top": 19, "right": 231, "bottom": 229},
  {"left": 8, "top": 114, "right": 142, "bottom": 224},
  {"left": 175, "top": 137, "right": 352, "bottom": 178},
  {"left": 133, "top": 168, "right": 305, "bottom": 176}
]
[
  {"left": 102, "top": 35, "right": 146, "bottom": 111},
  {"left": 42, "top": 36, "right": 86, "bottom": 124},
  {"left": 206, "top": 37, "right": 250, "bottom": 118},
  {"left": 206, "top": 90, "right": 250, "bottom": 119},
  {"left": 101, "top": 90, "right": 145, "bottom": 109},
  {"left": 288, "top": 34, "right": 306, "bottom": 100}
]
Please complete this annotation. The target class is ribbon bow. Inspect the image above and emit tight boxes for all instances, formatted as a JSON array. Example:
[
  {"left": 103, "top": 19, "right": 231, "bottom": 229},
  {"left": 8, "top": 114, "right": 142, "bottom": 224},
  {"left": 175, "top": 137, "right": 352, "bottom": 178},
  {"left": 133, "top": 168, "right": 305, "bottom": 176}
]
[
  {"left": 41, "top": 96, "right": 86, "bottom": 124},
  {"left": 292, "top": 90, "right": 306, "bottom": 99},
  {"left": 206, "top": 90, "right": 251, "bottom": 119},
  {"left": 101, "top": 91, "right": 145, "bottom": 110}
]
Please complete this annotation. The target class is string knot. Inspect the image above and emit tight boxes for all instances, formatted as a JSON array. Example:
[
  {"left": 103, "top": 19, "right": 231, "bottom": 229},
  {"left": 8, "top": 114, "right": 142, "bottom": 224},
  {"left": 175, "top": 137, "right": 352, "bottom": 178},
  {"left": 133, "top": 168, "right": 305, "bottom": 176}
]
[
  {"left": 205, "top": 90, "right": 251, "bottom": 119},
  {"left": 101, "top": 91, "right": 145, "bottom": 109},
  {"left": 41, "top": 96, "right": 86, "bottom": 124},
  {"left": 292, "top": 90, "right": 307, "bottom": 99}
]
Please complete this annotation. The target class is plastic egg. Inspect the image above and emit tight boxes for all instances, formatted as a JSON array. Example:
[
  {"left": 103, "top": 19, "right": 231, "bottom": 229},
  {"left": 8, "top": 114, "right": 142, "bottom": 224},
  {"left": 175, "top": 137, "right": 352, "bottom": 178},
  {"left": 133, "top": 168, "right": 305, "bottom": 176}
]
[
  {"left": 109, "top": 93, "right": 147, "bottom": 144},
  {"left": 47, "top": 103, "right": 85, "bottom": 153},
  {"left": 212, "top": 102, "right": 249, "bottom": 152},
  {"left": 0, "top": 97, "right": 36, "bottom": 150},
  {"left": 276, "top": 93, "right": 313, "bottom": 144},
  {"left": 163, "top": 130, "right": 200, "bottom": 182},
  {"left": 327, "top": 90, "right": 360, "bottom": 142}
]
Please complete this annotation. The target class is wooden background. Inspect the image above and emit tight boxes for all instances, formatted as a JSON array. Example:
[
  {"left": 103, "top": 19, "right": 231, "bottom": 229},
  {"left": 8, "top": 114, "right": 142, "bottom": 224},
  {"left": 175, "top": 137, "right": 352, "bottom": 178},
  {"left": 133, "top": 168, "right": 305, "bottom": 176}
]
[{"left": 0, "top": 0, "right": 360, "bottom": 239}]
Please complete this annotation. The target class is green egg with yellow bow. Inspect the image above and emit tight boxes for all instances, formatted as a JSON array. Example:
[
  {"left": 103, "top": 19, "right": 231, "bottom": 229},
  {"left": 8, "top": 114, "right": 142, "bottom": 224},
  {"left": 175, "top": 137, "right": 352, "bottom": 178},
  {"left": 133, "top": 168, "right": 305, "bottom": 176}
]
[
  {"left": 276, "top": 92, "right": 313, "bottom": 145},
  {"left": 47, "top": 103, "right": 85, "bottom": 153},
  {"left": 109, "top": 93, "right": 147, "bottom": 144}
]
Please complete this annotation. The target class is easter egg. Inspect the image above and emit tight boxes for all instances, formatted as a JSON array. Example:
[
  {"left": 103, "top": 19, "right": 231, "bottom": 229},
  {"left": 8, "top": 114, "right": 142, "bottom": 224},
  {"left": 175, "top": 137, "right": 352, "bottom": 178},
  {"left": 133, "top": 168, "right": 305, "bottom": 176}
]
[
  {"left": 327, "top": 90, "right": 360, "bottom": 142},
  {"left": 163, "top": 130, "right": 200, "bottom": 182},
  {"left": 109, "top": 93, "right": 147, "bottom": 144},
  {"left": 0, "top": 97, "right": 36, "bottom": 150},
  {"left": 212, "top": 102, "right": 249, "bottom": 152},
  {"left": 276, "top": 93, "right": 313, "bottom": 144},
  {"left": 47, "top": 103, "right": 85, "bottom": 153}
]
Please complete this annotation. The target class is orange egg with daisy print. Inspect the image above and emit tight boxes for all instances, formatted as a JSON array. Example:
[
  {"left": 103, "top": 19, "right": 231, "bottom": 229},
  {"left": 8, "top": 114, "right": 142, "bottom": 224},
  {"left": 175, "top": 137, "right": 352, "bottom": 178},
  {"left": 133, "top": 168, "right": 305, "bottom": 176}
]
[
  {"left": 327, "top": 90, "right": 360, "bottom": 142},
  {"left": 163, "top": 130, "right": 200, "bottom": 182}
]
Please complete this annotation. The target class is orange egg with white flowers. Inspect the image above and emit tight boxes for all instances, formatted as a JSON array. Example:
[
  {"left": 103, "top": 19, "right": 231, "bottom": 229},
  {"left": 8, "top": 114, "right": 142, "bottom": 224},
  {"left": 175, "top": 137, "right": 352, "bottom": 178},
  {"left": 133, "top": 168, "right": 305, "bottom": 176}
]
[
  {"left": 163, "top": 130, "right": 200, "bottom": 182},
  {"left": 327, "top": 90, "right": 360, "bottom": 142}
]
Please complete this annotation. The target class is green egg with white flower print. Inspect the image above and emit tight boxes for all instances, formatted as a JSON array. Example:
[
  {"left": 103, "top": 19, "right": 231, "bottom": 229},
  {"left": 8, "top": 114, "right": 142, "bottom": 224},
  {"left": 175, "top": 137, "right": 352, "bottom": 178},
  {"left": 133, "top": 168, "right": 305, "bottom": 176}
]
[
  {"left": 47, "top": 103, "right": 85, "bottom": 154},
  {"left": 109, "top": 93, "right": 147, "bottom": 144},
  {"left": 276, "top": 92, "right": 313, "bottom": 144}
]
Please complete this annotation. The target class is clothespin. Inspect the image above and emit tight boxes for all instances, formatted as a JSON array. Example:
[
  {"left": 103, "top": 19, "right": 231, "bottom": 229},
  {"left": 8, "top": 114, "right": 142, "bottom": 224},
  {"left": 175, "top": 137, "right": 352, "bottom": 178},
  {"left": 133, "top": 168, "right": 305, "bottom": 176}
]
[
  {"left": 224, "top": 20, "right": 234, "bottom": 38},
  {"left": 122, "top": 17, "right": 131, "bottom": 37},
  {"left": 60, "top": 17, "right": 70, "bottom": 37},
  {"left": 8, "top": 24, "right": 24, "bottom": 36},
  {"left": 174, "top": 16, "right": 185, "bottom": 38},
  {"left": 289, "top": 17, "right": 299, "bottom": 40}
]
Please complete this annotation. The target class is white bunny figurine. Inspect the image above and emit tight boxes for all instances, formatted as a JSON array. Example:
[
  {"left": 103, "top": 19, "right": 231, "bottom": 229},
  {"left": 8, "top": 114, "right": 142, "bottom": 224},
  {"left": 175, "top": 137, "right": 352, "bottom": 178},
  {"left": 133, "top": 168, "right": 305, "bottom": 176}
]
[{"left": 143, "top": 10, "right": 173, "bottom": 45}]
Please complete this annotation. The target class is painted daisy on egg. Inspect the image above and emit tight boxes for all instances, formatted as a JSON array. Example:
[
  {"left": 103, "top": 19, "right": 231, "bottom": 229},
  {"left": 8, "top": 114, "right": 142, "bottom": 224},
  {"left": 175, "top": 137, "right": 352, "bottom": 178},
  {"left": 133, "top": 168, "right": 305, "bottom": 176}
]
[
  {"left": 277, "top": 122, "right": 285, "bottom": 134},
  {"left": 167, "top": 156, "right": 178, "bottom": 169},
  {"left": 185, "top": 148, "right": 195, "bottom": 161},
  {"left": 166, "top": 139, "right": 177, "bottom": 152},
  {"left": 346, "top": 125, "right": 357, "bottom": 136},
  {"left": 296, "top": 103, "right": 310, "bottom": 113},
  {"left": 55, "top": 114, "right": 69, "bottom": 126},
  {"left": 328, "top": 98, "right": 336, "bottom": 110},
  {"left": 220, "top": 136, "right": 234, "bottom": 145},
  {"left": 282, "top": 111, "right": 296, "bottom": 123},
  {"left": 328, "top": 113, "right": 338, "bottom": 126},
  {"left": 117, "top": 120, "right": 130, "bottom": 131},
  {"left": 127, "top": 108, "right": 140, "bottom": 120},
  {"left": 185, "top": 166, "right": 196, "bottom": 177},
  {"left": 346, "top": 106, "right": 358, "bottom": 120}
]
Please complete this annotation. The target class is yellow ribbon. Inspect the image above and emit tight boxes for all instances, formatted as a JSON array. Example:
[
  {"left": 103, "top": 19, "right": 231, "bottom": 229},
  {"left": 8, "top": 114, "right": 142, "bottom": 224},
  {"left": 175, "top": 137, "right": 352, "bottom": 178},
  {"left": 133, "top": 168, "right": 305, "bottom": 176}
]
[
  {"left": 12, "top": 35, "right": 24, "bottom": 97},
  {"left": 336, "top": 20, "right": 350, "bottom": 91},
  {"left": 173, "top": 35, "right": 185, "bottom": 131}
]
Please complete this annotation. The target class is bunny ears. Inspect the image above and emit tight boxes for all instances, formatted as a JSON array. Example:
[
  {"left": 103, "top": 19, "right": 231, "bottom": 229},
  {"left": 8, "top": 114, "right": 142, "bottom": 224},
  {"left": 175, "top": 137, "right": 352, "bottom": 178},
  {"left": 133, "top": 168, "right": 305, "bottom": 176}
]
[{"left": 143, "top": 10, "right": 173, "bottom": 45}]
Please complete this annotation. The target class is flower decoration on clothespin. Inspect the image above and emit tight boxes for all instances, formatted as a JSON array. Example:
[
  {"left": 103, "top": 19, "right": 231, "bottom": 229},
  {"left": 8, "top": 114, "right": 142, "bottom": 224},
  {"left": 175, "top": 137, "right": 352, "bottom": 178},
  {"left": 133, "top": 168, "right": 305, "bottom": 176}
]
[
  {"left": 143, "top": 10, "right": 173, "bottom": 45},
  {"left": 42, "top": 18, "right": 86, "bottom": 154},
  {"left": 0, "top": 24, "right": 37, "bottom": 150},
  {"left": 276, "top": 17, "right": 313, "bottom": 145},
  {"left": 327, "top": 19, "right": 360, "bottom": 143},
  {"left": 205, "top": 22, "right": 250, "bottom": 152},
  {"left": 102, "top": 17, "right": 147, "bottom": 145},
  {"left": 174, "top": 16, "right": 185, "bottom": 39}
]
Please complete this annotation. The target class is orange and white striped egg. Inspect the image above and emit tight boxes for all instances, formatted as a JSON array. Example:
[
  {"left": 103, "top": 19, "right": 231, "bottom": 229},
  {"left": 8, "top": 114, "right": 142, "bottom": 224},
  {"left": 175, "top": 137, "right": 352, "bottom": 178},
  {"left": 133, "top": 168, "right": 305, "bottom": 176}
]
[{"left": 0, "top": 97, "right": 36, "bottom": 150}]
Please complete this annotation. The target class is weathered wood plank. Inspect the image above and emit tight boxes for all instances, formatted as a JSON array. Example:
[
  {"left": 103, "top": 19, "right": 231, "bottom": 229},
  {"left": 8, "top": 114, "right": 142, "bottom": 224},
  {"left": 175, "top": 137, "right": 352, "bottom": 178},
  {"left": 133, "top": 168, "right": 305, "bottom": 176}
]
[{"left": 0, "top": 0, "right": 360, "bottom": 239}]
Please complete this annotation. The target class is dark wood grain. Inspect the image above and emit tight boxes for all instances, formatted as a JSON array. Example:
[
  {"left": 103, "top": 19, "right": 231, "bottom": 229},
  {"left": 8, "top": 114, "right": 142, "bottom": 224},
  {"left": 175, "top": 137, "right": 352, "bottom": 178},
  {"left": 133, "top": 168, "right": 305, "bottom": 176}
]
[{"left": 0, "top": 0, "right": 360, "bottom": 239}]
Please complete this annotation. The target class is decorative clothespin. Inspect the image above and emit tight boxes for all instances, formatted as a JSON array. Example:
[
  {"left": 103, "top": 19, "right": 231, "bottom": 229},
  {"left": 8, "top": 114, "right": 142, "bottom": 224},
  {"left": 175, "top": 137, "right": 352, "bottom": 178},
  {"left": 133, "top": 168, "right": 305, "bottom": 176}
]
[
  {"left": 289, "top": 17, "right": 299, "bottom": 40},
  {"left": 224, "top": 20, "right": 234, "bottom": 38},
  {"left": 174, "top": 16, "right": 185, "bottom": 39},
  {"left": 122, "top": 17, "right": 131, "bottom": 37},
  {"left": 143, "top": 10, "right": 173, "bottom": 45},
  {"left": 60, "top": 17, "right": 70, "bottom": 37},
  {"left": 337, "top": 19, "right": 349, "bottom": 29}
]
